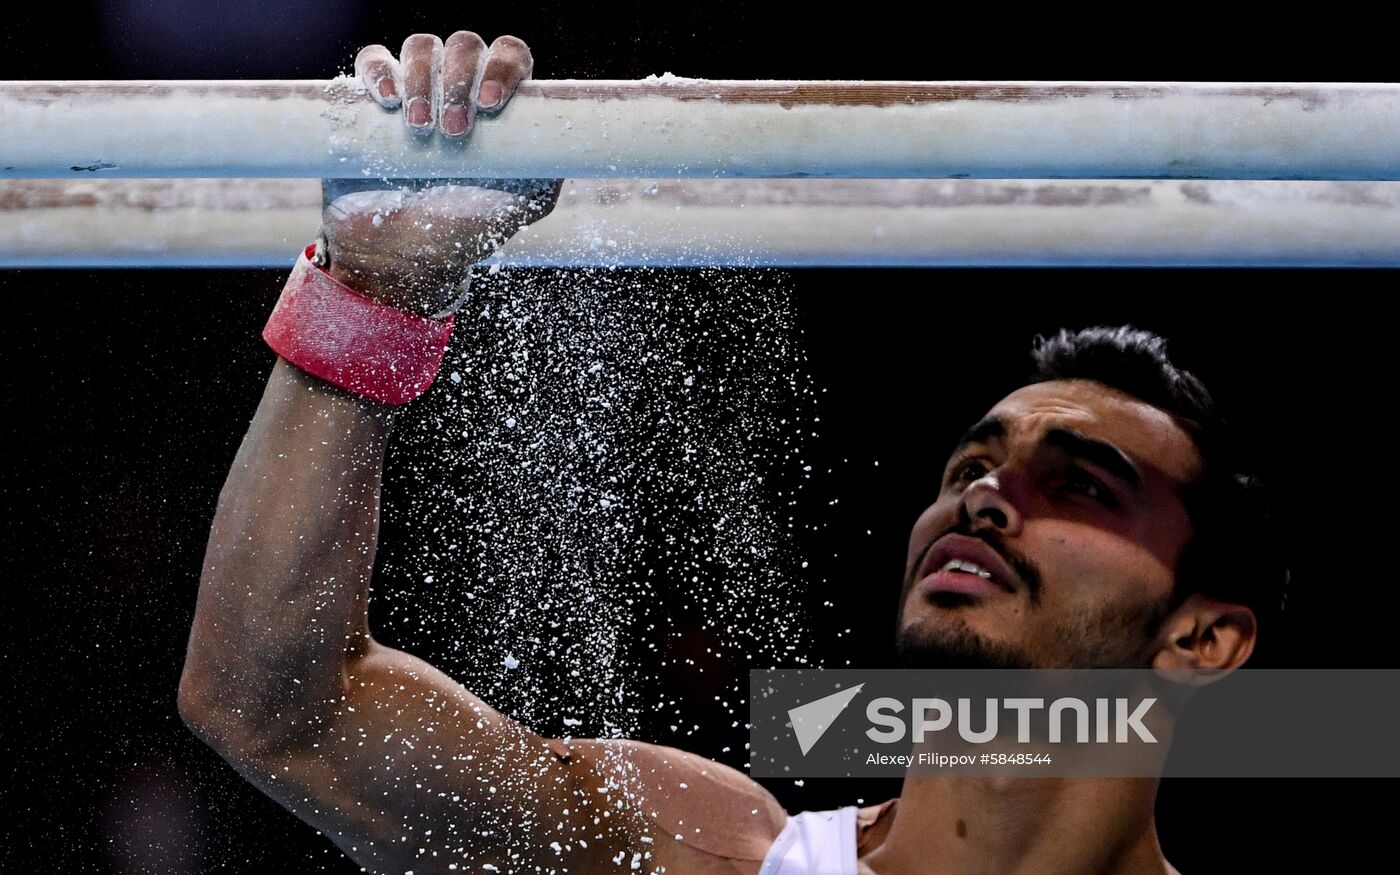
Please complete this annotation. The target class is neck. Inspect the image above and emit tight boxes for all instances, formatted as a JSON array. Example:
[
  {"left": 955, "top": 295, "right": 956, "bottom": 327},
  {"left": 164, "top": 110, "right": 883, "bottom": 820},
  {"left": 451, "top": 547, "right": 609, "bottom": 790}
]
[{"left": 864, "top": 775, "right": 1173, "bottom": 875}]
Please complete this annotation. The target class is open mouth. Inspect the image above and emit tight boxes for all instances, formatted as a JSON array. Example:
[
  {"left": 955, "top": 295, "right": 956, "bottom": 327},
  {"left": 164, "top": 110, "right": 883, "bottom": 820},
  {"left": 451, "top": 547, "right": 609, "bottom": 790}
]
[{"left": 917, "top": 534, "right": 1018, "bottom": 598}]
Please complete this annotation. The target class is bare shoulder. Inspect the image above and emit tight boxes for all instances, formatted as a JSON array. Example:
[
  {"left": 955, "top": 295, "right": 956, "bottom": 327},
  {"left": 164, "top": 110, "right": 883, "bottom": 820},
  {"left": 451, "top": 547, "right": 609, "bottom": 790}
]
[{"left": 561, "top": 737, "right": 790, "bottom": 873}]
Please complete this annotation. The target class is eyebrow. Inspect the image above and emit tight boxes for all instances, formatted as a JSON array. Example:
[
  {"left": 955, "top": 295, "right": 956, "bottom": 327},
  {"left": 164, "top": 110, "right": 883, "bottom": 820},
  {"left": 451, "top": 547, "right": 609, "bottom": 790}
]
[
  {"left": 1043, "top": 427, "right": 1143, "bottom": 491},
  {"left": 953, "top": 416, "right": 1006, "bottom": 452},
  {"left": 950, "top": 416, "right": 1143, "bottom": 491}
]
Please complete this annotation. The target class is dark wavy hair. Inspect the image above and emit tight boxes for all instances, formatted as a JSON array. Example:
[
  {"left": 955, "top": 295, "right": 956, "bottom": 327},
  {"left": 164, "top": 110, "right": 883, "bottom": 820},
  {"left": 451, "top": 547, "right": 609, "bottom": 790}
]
[{"left": 1028, "top": 326, "right": 1289, "bottom": 633}]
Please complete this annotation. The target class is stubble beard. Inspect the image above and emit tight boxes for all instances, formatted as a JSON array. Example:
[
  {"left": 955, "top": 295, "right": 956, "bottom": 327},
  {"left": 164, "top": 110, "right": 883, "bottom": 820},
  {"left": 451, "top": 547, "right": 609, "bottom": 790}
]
[
  {"left": 894, "top": 591, "right": 1175, "bottom": 670},
  {"left": 894, "top": 608, "right": 1037, "bottom": 670}
]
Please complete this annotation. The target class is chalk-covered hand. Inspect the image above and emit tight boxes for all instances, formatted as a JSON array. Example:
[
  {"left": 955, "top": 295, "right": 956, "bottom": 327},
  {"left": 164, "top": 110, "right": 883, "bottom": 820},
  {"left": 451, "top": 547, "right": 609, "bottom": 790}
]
[{"left": 319, "top": 32, "right": 562, "bottom": 317}]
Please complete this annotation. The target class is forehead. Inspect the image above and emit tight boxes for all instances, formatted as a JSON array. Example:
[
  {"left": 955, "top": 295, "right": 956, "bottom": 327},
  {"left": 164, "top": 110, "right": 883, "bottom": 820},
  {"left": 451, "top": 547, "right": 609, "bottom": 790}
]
[{"left": 978, "top": 379, "right": 1202, "bottom": 485}]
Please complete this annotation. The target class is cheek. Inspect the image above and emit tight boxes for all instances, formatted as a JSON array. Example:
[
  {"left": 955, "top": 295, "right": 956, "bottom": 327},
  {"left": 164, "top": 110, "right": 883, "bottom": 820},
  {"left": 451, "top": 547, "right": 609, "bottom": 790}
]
[
  {"left": 1141, "top": 502, "right": 1195, "bottom": 576},
  {"left": 906, "top": 496, "right": 955, "bottom": 568},
  {"left": 1037, "top": 522, "right": 1176, "bottom": 604}
]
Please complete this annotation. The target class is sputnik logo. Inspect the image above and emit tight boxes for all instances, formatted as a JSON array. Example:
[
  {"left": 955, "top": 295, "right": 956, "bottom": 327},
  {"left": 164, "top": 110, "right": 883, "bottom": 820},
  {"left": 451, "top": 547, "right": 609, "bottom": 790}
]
[{"left": 787, "top": 683, "right": 865, "bottom": 755}]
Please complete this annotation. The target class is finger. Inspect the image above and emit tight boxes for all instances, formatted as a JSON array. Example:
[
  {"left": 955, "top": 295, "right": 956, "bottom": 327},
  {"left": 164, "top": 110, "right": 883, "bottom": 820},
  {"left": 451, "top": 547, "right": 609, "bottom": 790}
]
[
  {"left": 399, "top": 33, "right": 443, "bottom": 133},
  {"left": 477, "top": 35, "right": 533, "bottom": 113},
  {"left": 354, "top": 44, "right": 401, "bottom": 109},
  {"left": 440, "top": 31, "right": 487, "bottom": 138}
]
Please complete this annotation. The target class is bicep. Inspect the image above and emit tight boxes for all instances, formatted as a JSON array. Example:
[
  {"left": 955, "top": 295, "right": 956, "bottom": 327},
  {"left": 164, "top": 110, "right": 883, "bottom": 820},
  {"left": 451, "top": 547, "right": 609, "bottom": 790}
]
[
  {"left": 563, "top": 738, "right": 792, "bottom": 873},
  {"left": 228, "top": 643, "right": 788, "bottom": 873},
  {"left": 234, "top": 642, "right": 584, "bottom": 873}
]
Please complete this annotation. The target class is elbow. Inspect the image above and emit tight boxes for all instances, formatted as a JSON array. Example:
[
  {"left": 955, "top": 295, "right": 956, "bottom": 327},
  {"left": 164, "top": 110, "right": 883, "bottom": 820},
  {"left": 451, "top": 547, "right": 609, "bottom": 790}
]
[
  {"left": 176, "top": 672, "right": 228, "bottom": 747},
  {"left": 177, "top": 669, "right": 256, "bottom": 760},
  {"left": 176, "top": 675, "right": 212, "bottom": 732},
  {"left": 177, "top": 651, "right": 220, "bottom": 727},
  {"left": 177, "top": 667, "right": 321, "bottom": 765},
  {"left": 178, "top": 623, "right": 235, "bottom": 742},
  {"left": 177, "top": 685, "right": 269, "bottom": 764}
]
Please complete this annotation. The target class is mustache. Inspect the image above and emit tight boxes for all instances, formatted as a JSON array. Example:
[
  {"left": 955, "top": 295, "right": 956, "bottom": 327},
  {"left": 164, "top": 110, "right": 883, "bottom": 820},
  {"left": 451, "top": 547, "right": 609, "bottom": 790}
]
[{"left": 906, "top": 523, "right": 1043, "bottom": 603}]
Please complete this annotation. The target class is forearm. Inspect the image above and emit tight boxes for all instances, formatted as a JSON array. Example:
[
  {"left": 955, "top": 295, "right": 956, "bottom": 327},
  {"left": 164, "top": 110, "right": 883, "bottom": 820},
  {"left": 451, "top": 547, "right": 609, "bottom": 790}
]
[{"left": 179, "top": 356, "right": 398, "bottom": 752}]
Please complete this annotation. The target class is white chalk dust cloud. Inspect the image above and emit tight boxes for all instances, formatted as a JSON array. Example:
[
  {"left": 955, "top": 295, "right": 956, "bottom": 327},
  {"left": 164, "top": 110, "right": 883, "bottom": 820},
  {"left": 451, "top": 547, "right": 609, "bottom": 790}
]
[{"left": 372, "top": 265, "right": 822, "bottom": 743}]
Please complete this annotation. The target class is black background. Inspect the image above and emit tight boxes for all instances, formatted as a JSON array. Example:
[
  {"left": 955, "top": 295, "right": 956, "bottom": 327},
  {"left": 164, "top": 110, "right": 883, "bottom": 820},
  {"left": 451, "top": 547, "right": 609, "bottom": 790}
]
[{"left": 3, "top": 2, "right": 1397, "bottom": 872}]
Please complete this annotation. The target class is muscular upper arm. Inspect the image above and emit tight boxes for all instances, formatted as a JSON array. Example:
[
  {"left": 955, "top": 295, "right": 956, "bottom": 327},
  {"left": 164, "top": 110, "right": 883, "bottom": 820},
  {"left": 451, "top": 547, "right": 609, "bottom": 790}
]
[
  {"left": 565, "top": 738, "right": 791, "bottom": 874},
  {"left": 227, "top": 642, "right": 788, "bottom": 874}
]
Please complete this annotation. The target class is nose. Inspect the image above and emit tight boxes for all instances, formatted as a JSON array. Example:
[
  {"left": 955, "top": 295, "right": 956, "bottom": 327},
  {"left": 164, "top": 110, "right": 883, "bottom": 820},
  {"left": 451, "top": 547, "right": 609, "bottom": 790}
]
[{"left": 961, "top": 468, "right": 1026, "bottom": 537}]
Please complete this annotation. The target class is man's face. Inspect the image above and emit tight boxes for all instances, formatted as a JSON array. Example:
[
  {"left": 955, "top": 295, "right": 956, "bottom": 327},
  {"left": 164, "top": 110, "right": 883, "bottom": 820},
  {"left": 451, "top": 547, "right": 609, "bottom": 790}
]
[{"left": 896, "top": 378, "right": 1203, "bottom": 670}]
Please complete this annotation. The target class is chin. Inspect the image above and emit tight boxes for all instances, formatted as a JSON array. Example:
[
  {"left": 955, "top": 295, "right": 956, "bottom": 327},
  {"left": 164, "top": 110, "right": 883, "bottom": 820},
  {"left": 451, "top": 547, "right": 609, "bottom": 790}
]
[{"left": 894, "top": 618, "right": 1035, "bottom": 670}]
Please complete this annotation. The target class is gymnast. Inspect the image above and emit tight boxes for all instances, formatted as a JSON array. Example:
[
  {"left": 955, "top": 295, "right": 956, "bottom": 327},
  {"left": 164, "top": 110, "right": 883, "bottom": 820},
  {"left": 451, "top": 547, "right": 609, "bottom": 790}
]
[{"left": 178, "top": 28, "right": 1284, "bottom": 874}]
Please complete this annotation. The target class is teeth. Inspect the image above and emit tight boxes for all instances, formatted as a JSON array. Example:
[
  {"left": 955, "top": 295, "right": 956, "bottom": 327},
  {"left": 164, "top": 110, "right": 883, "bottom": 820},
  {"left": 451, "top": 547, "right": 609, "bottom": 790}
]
[{"left": 941, "top": 558, "right": 993, "bottom": 579}]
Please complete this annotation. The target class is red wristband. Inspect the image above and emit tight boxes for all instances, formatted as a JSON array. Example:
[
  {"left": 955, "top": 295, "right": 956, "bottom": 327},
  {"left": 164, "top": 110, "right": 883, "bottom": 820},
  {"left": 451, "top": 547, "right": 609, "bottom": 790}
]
[{"left": 262, "top": 243, "right": 455, "bottom": 406}]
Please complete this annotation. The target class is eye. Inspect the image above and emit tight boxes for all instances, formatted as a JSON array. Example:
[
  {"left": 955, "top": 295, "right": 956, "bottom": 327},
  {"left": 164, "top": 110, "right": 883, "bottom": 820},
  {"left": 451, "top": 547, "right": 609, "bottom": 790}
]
[
  {"left": 951, "top": 458, "right": 990, "bottom": 486},
  {"left": 1061, "top": 467, "right": 1113, "bottom": 504}
]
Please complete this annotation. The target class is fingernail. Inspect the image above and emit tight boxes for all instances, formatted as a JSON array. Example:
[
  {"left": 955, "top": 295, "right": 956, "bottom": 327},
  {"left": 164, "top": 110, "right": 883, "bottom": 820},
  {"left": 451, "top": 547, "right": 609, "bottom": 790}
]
[
  {"left": 442, "top": 104, "right": 469, "bottom": 136},
  {"left": 407, "top": 97, "right": 431, "bottom": 128},
  {"left": 377, "top": 77, "right": 397, "bottom": 101},
  {"left": 478, "top": 81, "right": 502, "bottom": 109}
]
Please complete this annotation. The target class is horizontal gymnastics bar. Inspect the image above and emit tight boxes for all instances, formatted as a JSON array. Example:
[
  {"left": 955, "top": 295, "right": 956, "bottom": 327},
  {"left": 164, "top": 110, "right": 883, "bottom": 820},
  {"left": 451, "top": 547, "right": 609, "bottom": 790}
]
[
  {"left": 4, "top": 178, "right": 1400, "bottom": 268},
  {"left": 3, "top": 80, "right": 1400, "bottom": 180}
]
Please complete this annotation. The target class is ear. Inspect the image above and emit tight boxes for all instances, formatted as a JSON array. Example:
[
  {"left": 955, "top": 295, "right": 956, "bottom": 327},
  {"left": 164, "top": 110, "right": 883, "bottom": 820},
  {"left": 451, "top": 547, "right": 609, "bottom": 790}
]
[{"left": 1151, "top": 593, "right": 1257, "bottom": 680}]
